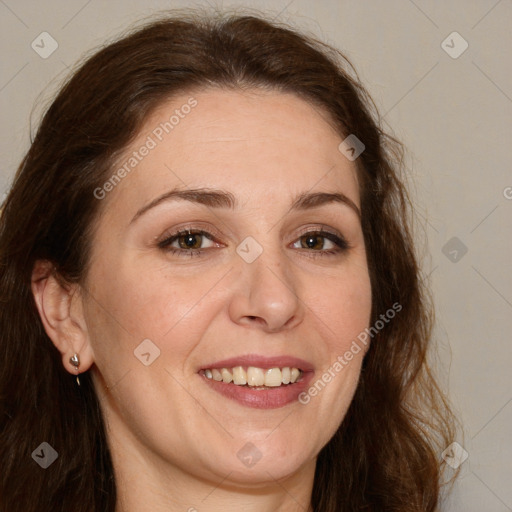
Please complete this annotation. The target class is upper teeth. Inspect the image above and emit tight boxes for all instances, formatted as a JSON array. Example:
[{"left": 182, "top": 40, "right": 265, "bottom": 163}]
[{"left": 203, "top": 366, "right": 302, "bottom": 387}]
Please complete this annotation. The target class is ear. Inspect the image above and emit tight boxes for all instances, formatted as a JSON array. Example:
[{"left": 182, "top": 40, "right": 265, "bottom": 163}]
[{"left": 31, "top": 260, "right": 95, "bottom": 376}]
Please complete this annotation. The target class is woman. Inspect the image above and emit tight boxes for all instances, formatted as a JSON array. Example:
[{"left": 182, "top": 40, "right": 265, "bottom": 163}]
[{"left": 0, "top": 10, "right": 458, "bottom": 511}]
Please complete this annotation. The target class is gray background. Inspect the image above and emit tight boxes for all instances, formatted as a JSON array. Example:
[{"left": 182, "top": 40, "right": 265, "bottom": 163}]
[{"left": 1, "top": 1, "right": 511, "bottom": 510}]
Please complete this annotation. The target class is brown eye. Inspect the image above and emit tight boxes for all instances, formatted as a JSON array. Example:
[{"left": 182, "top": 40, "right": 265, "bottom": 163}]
[
  {"left": 300, "top": 234, "right": 325, "bottom": 250},
  {"left": 177, "top": 232, "right": 203, "bottom": 249},
  {"left": 158, "top": 229, "right": 217, "bottom": 254},
  {"left": 291, "top": 230, "right": 349, "bottom": 255}
]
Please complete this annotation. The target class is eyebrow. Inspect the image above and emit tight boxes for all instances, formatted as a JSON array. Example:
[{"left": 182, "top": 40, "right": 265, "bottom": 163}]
[
  {"left": 291, "top": 190, "right": 360, "bottom": 218},
  {"left": 130, "top": 187, "right": 360, "bottom": 224}
]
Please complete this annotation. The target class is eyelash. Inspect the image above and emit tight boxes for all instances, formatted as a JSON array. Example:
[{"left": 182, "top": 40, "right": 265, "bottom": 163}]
[{"left": 157, "top": 227, "right": 350, "bottom": 259}]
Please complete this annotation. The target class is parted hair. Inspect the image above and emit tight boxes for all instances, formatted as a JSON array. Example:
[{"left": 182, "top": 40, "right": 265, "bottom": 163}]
[{"left": 0, "top": 10, "right": 458, "bottom": 511}]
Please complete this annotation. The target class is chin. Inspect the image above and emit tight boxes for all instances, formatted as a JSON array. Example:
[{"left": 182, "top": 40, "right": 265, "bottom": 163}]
[{"left": 198, "top": 443, "right": 316, "bottom": 487}]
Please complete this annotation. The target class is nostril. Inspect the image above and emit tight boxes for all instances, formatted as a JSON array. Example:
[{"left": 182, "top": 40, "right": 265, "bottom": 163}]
[{"left": 245, "top": 316, "right": 266, "bottom": 327}]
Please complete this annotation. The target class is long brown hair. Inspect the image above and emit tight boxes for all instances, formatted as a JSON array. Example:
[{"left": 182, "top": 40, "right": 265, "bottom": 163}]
[{"left": 0, "top": 10, "right": 458, "bottom": 511}]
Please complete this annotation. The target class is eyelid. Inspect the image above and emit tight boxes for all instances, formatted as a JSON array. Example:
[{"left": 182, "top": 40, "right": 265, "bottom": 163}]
[
  {"left": 157, "top": 229, "right": 222, "bottom": 252},
  {"left": 293, "top": 225, "right": 350, "bottom": 247},
  {"left": 157, "top": 222, "right": 224, "bottom": 245},
  {"left": 157, "top": 223, "right": 350, "bottom": 257},
  {"left": 158, "top": 224, "right": 346, "bottom": 243},
  {"left": 294, "top": 225, "right": 340, "bottom": 238}
]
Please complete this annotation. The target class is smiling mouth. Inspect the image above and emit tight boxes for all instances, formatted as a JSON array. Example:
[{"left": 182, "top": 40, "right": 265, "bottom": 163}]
[{"left": 200, "top": 366, "right": 303, "bottom": 388}]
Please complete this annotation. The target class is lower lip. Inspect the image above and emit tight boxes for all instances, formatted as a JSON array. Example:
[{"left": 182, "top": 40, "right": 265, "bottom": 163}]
[{"left": 200, "top": 372, "right": 314, "bottom": 409}]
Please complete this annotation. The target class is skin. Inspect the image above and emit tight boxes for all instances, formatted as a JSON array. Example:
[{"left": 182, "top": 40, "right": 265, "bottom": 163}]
[{"left": 32, "top": 89, "right": 372, "bottom": 512}]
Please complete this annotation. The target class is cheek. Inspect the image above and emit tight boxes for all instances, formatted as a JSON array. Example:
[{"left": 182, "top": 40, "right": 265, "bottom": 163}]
[
  {"left": 297, "top": 264, "right": 371, "bottom": 425},
  {"left": 83, "top": 255, "right": 228, "bottom": 375},
  {"left": 88, "top": 251, "right": 184, "bottom": 333},
  {"left": 308, "top": 264, "right": 372, "bottom": 351}
]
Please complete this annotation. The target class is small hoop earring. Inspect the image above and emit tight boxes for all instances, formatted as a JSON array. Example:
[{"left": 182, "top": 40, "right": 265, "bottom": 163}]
[{"left": 69, "top": 353, "right": 81, "bottom": 386}]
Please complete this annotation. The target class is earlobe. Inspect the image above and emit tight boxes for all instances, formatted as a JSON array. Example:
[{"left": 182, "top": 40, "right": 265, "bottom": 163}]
[{"left": 31, "top": 260, "right": 94, "bottom": 376}]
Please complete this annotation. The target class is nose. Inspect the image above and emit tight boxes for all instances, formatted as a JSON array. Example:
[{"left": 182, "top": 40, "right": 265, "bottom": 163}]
[{"left": 228, "top": 246, "right": 304, "bottom": 333}]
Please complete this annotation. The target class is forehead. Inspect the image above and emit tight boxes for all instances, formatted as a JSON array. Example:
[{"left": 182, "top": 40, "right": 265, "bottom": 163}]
[{"left": 103, "top": 88, "right": 360, "bottom": 218}]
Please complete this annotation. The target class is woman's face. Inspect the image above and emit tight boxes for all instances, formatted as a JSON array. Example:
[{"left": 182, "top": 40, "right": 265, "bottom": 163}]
[{"left": 83, "top": 88, "right": 372, "bottom": 486}]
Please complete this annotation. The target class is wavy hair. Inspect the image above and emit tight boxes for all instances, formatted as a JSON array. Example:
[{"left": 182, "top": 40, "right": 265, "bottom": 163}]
[{"left": 0, "top": 10, "right": 458, "bottom": 511}]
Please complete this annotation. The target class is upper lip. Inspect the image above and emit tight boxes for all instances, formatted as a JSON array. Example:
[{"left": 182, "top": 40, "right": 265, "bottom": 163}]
[{"left": 199, "top": 354, "right": 314, "bottom": 372}]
